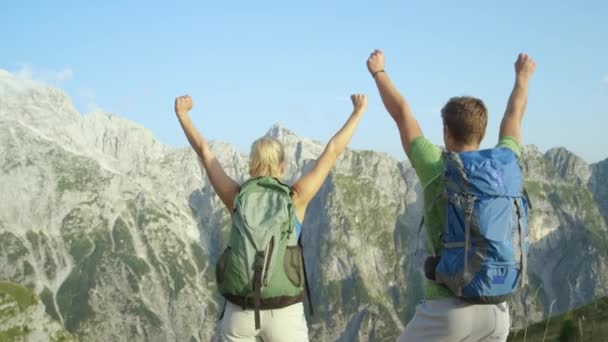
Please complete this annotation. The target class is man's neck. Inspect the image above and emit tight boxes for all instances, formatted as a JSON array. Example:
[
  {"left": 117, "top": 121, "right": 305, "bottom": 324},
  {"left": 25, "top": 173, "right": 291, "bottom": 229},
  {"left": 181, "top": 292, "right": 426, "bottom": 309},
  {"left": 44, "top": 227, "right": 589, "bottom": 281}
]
[{"left": 448, "top": 143, "right": 480, "bottom": 153}]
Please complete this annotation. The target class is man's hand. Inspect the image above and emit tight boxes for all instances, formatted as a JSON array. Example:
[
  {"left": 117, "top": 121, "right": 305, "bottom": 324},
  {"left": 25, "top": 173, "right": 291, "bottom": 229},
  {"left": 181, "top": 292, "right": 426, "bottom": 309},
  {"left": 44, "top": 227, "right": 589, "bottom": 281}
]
[
  {"left": 367, "top": 49, "right": 385, "bottom": 76},
  {"left": 175, "top": 95, "right": 193, "bottom": 117},
  {"left": 351, "top": 94, "right": 368, "bottom": 113},
  {"left": 515, "top": 53, "right": 536, "bottom": 83}
]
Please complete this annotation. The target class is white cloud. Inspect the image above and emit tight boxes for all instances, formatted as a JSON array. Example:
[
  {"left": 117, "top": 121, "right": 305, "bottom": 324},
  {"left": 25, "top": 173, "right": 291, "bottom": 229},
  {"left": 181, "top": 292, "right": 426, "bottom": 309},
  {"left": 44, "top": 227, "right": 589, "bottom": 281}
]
[
  {"left": 51, "top": 68, "right": 74, "bottom": 82},
  {"left": 6, "top": 63, "right": 106, "bottom": 114},
  {"left": 603, "top": 74, "right": 608, "bottom": 85},
  {"left": 15, "top": 63, "right": 33, "bottom": 79},
  {"left": 15, "top": 62, "right": 73, "bottom": 84}
]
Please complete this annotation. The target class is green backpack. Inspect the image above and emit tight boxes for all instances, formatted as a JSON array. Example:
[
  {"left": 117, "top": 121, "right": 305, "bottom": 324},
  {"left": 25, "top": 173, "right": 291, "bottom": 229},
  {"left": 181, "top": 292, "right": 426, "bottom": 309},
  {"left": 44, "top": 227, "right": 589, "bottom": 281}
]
[{"left": 215, "top": 177, "right": 308, "bottom": 329}]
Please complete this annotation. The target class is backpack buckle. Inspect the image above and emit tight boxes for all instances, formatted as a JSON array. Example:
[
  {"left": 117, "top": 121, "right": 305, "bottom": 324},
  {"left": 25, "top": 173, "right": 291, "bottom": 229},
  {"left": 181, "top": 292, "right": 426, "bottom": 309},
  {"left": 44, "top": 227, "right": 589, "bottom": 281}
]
[{"left": 254, "top": 252, "right": 265, "bottom": 271}]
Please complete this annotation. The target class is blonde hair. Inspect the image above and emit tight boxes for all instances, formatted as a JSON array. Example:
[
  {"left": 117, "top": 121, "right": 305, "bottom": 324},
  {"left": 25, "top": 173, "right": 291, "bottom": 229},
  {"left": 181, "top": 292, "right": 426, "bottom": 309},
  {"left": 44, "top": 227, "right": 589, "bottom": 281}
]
[{"left": 249, "top": 137, "right": 285, "bottom": 178}]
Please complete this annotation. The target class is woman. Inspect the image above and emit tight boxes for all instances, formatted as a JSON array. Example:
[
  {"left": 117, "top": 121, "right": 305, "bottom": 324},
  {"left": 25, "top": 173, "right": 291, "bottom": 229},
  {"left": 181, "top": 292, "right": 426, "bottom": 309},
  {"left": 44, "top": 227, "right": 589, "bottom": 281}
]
[{"left": 175, "top": 93, "right": 367, "bottom": 341}]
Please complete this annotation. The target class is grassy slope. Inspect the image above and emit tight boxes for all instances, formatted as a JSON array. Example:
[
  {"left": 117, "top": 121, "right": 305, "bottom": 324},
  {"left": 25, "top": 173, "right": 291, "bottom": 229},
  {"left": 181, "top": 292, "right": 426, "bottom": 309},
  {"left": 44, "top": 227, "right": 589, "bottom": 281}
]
[{"left": 508, "top": 297, "right": 608, "bottom": 342}]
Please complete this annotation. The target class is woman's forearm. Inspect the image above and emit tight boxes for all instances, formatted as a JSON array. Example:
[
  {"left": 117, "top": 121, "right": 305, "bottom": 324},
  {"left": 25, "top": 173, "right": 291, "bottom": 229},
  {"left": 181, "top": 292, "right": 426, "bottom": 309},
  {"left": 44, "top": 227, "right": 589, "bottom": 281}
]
[
  {"left": 174, "top": 95, "right": 240, "bottom": 211},
  {"left": 291, "top": 94, "right": 367, "bottom": 211},
  {"left": 326, "top": 109, "right": 365, "bottom": 157},
  {"left": 177, "top": 113, "right": 211, "bottom": 161}
]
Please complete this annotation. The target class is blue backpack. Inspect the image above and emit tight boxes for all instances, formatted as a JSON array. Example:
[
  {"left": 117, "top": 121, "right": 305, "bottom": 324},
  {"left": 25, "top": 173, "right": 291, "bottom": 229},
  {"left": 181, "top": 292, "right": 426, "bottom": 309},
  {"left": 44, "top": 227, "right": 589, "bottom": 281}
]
[{"left": 427, "top": 147, "right": 530, "bottom": 304}]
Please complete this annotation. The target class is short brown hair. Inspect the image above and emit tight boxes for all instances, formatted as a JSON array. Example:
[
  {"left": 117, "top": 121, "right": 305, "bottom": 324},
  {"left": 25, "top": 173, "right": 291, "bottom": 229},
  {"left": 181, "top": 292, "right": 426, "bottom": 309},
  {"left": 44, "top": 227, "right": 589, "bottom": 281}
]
[{"left": 441, "top": 96, "right": 488, "bottom": 145}]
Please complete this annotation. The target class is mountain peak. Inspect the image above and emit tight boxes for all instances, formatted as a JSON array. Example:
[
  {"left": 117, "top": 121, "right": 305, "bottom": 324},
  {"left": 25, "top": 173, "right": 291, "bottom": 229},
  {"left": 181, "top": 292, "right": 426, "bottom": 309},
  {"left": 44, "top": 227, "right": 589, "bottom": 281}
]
[
  {"left": 265, "top": 123, "right": 297, "bottom": 139},
  {"left": 544, "top": 147, "right": 591, "bottom": 185}
]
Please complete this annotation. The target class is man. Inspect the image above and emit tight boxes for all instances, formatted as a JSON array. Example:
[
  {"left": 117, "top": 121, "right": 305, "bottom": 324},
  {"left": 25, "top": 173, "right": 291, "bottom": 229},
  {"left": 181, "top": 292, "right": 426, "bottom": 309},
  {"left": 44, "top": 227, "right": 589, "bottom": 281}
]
[{"left": 367, "top": 50, "right": 536, "bottom": 341}]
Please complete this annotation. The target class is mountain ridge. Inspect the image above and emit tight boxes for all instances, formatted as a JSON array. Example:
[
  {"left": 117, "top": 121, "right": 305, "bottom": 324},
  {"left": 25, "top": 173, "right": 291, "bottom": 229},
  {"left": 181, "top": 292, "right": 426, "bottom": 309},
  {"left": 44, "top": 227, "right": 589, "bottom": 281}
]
[{"left": 1, "top": 70, "right": 607, "bottom": 341}]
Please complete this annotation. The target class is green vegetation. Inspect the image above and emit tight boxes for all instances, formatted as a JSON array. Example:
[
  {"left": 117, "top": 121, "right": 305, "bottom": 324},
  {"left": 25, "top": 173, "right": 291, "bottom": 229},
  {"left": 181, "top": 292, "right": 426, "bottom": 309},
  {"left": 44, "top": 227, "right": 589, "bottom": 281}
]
[
  {"left": 40, "top": 287, "right": 61, "bottom": 322},
  {"left": 318, "top": 173, "right": 410, "bottom": 339},
  {"left": 24, "top": 231, "right": 58, "bottom": 279},
  {"left": 69, "top": 237, "right": 94, "bottom": 261},
  {"left": 0, "top": 281, "right": 38, "bottom": 311},
  {"left": 0, "top": 232, "right": 28, "bottom": 260},
  {"left": 57, "top": 230, "right": 109, "bottom": 332},
  {"left": 552, "top": 185, "right": 607, "bottom": 252},
  {"left": 112, "top": 217, "right": 135, "bottom": 252},
  {"left": 56, "top": 198, "right": 199, "bottom": 335},
  {"left": 25, "top": 230, "right": 40, "bottom": 251},
  {"left": 333, "top": 174, "right": 398, "bottom": 262},
  {"left": 129, "top": 200, "right": 169, "bottom": 228},
  {"left": 524, "top": 181, "right": 608, "bottom": 252},
  {"left": 23, "top": 261, "right": 35, "bottom": 278},
  {"left": 44, "top": 255, "right": 58, "bottom": 280},
  {"left": 120, "top": 253, "right": 150, "bottom": 278},
  {"left": 51, "top": 330, "right": 77, "bottom": 342},
  {"left": 558, "top": 315, "right": 578, "bottom": 342},
  {"left": 49, "top": 148, "right": 110, "bottom": 193},
  {"left": 61, "top": 207, "right": 105, "bottom": 261},
  {"left": 508, "top": 297, "right": 608, "bottom": 342},
  {"left": 0, "top": 282, "right": 76, "bottom": 342},
  {"left": 190, "top": 242, "right": 207, "bottom": 272},
  {"left": 112, "top": 217, "right": 150, "bottom": 291},
  {"left": 322, "top": 272, "right": 372, "bottom": 316},
  {"left": 131, "top": 202, "right": 198, "bottom": 298},
  {"left": 0, "top": 326, "right": 31, "bottom": 341},
  {"left": 129, "top": 298, "right": 162, "bottom": 329},
  {"left": 374, "top": 304, "right": 402, "bottom": 341}
]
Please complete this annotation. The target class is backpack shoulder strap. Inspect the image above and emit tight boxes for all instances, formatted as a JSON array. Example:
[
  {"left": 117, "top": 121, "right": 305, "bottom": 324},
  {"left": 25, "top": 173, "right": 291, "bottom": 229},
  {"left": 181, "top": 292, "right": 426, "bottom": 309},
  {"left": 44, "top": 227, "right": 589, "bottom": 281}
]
[{"left": 298, "top": 235, "right": 314, "bottom": 316}]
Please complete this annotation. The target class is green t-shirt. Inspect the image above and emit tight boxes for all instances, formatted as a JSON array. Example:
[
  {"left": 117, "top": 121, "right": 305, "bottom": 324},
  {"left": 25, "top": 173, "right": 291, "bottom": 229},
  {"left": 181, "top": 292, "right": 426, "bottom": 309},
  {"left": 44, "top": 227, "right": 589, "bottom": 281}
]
[{"left": 407, "top": 136, "right": 521, "bottom": 299}]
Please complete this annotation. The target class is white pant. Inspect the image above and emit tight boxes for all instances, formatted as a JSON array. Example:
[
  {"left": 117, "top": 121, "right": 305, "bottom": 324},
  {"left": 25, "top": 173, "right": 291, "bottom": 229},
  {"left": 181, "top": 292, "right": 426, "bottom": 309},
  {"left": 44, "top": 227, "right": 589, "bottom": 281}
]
[
  {"left": 397, "top": 298, "right": 510, "bottom": 342},
  {"left": 220, "top": 302, "right": 309, "bottom": 342}
]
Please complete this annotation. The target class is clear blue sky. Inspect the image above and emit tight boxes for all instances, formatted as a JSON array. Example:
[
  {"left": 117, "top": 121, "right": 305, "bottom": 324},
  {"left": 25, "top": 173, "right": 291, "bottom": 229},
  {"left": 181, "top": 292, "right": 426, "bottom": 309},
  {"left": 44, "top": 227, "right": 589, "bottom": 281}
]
[{"left": 2, "top": 1, "right": 607, "bottom": 162}]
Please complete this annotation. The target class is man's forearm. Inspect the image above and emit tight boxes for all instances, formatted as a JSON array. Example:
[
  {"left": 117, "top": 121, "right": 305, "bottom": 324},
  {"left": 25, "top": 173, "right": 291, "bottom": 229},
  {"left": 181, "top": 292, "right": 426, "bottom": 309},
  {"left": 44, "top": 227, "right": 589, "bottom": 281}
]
[
  {"left": 366, "top": 49, "right": 423, "bottom": 152},
  {"left": 500, "top": 53, "right": 536, "bottom": 142},
  {"left": 504, "top": 79, "right": 530, "bottom": 122},
  {"left": 373, "top": 71, "right": 422, "bottom": 152},
  {"left": 374, "top": 72, "right": 412, "bottom": 122}
]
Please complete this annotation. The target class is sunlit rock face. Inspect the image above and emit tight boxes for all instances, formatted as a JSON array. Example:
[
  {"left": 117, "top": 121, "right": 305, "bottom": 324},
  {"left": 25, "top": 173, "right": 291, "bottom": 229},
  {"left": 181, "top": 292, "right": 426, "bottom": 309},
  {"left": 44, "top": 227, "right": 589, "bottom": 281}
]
[{"left": 1, "top": 71, "right": 607, "bottom": 341}]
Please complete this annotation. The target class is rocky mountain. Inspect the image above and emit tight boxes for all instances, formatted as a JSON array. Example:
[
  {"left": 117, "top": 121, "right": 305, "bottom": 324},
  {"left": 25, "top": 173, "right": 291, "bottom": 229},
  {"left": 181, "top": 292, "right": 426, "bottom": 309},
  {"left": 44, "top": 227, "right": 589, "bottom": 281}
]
[
  {"left": 0, "top": 281, "right": 75, "bottom": 341},
  {"left": 0, "top": 70, "right": 607, "bottom": 341}
]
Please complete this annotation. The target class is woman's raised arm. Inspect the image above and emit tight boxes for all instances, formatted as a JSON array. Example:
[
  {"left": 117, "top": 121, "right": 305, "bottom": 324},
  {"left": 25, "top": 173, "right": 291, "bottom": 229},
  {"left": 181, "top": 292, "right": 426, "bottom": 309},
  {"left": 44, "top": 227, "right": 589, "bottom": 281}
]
[
  {"left": 291, "top": 94, "right": 367, "bottom": 219},
  {"left": 175, "top": 95, "right": 240, "bottom": 212}
]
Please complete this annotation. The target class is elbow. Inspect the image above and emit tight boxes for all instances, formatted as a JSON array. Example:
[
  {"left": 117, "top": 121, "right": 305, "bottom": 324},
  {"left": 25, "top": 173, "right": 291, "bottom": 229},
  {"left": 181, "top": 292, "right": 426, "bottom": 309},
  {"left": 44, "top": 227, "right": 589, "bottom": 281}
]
[
  {"left": 388, "top": 104, "right": 409, "bottom": 123},
  {"left": 325, "top": 140, "right": 341, "bottom": 158}
]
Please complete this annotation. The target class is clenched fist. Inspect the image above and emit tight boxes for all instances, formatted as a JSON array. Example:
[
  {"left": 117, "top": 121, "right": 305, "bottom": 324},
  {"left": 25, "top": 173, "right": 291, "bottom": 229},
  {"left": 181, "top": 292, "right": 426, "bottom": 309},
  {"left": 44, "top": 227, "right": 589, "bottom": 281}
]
[
  {"left": 367, "top": 49, "right": 385, "bottom": 77},
  {"left": 515, "top": 53, "right": 536, "bottom": 82},
  {"left": 175, "top": 95, "right": 193, "bottom": 117},
  {"left": 351, "top": 94, "right": 368, "bottom": 113}
]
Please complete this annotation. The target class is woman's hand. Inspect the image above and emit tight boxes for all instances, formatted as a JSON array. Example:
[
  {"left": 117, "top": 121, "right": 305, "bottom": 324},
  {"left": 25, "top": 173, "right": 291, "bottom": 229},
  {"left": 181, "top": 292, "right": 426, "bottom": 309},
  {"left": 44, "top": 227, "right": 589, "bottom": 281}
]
[
  {"left": 175, "top": 95, "right": 193, "bottom": 117},
  {"left": 351, "top": 93, "right": 368, "bottom": 114}
]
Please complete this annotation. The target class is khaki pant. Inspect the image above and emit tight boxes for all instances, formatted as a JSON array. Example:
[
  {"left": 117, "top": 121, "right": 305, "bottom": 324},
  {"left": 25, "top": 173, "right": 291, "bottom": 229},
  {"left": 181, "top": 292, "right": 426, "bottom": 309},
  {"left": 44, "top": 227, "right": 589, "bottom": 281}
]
[
  {"left": 397, "top": 298, "right": 510, "bottom": 342},
  {"left": 220, "top": 302, "right": 309, "bottom": 342}
]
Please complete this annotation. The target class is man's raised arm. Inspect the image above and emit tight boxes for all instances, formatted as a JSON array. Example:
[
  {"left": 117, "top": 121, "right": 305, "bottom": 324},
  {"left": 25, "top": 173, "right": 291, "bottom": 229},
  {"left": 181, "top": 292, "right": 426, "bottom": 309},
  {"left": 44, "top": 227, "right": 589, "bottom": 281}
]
[
  {"left": 499, "top": 53, "right": 536, "bottom": 144},
  {"left": 367, "top": 49, "right": 422, "bottom": 153}
]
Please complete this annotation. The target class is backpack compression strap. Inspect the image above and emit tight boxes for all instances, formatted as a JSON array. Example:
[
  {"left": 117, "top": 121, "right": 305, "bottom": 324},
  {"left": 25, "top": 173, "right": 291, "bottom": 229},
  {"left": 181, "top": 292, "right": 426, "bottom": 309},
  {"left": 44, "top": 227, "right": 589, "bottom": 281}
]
[
  {"left": 253, "top": 251, "right": 265, "bottom": 330},
  {"left": 514, "top": 199, "right": 528, "bottom": 287}
]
